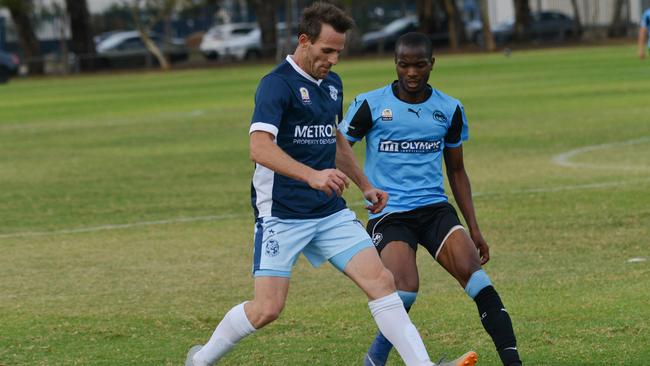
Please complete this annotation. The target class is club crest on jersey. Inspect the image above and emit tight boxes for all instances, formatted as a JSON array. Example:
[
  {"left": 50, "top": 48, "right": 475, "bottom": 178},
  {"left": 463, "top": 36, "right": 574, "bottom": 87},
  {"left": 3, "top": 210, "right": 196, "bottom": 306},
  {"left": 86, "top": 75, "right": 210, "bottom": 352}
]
[
  {"left": 433, "top": 110, "right": 447, "bottom": 123},
  {"left": 299, "top": 87, "right": 311, "bottom": 104},
  {"left": 265, "top": 239, "right": 280, "bottom": 257},
  {"left": 328, "top": 85, "right": 338, "bottom": 101},
  {"left": 372, "top": 233, "right": 383, "bottom": 246},
  {"left": 381, "top": 109, "right": 393, "bottom": 121}
]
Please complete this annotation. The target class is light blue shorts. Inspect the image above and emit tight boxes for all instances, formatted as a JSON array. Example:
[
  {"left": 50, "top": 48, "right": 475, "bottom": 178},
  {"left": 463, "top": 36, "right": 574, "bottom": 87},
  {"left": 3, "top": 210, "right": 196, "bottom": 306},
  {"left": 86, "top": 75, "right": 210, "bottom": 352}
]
[{"left": 252, "top": 208, "right": 373, "bottom": 278}]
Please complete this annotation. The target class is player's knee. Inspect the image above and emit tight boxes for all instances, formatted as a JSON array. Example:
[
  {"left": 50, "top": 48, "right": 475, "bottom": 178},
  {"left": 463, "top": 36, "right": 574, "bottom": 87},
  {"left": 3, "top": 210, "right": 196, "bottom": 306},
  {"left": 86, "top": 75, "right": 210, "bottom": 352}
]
[
  {"left": 249, "top": 299, "right": 285, "bottom": 327},
  {"left": 257, "top": 304, "right": 284, "bottom": 326}
]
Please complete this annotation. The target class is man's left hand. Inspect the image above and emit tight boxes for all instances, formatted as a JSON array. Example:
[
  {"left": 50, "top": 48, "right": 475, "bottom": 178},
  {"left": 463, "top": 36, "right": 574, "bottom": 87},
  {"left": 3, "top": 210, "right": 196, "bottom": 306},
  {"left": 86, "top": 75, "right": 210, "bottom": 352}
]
[
  {"left": 471, "top": 230, "right": 490, "bottom": 265},
  {"left": 363, "top": 189, "right": 388, "bottom": 214}
]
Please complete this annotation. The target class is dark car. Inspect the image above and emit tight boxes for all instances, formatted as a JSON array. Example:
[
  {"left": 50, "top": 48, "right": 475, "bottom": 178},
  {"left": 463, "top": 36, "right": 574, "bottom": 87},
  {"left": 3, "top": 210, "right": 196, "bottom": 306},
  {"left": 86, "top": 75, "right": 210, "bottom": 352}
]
[
  {"left": 361, "top": 16, "right": 420, "bottom": 52},
  {"left": 0, "top": 49, "right": 20, "bottom": 84},
  {"left": 361, "top": 15, "right": 451, "bottom": 53},
  {"left": 478, "top": 11, "right": 579, "bottom": 46},
  {"left": 95, "top": 31, "right": 189, "bottom": 68}
]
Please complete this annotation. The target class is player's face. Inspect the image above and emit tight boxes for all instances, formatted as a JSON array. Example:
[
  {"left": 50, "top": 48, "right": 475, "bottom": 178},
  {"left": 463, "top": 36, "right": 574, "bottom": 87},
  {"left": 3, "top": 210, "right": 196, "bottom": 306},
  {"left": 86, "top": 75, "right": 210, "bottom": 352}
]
[
  {"left": 299, "top": 23, "right": 345, "bottom": 79},
  {"left": 395, "top": 45, "right": 434, "bottom": 94}
]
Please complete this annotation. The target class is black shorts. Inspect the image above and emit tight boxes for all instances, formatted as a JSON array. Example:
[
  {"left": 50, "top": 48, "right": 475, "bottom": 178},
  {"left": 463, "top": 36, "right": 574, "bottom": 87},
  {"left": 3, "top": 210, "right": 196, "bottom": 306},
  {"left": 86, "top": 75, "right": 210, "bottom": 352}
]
[{"left": 366, "top": 202, "right": 464, "bottom": 259}]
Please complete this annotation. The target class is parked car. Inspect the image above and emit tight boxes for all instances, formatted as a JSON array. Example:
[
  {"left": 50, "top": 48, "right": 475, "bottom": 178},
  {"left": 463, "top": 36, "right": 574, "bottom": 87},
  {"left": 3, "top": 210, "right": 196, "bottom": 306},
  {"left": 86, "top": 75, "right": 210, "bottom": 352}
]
[
  {"left": 200, "top": 22, "right": 298, "bottom": 61},
  {"left": 361, "top": 15, "right": 452, "bottom": 53},
  {"left": 361, "top": 16, "right": 419, "bottom": 52},
  {"left": 96, "top": 31, "right": 188, "bottom": 68},
  {"left": 0, "top": 49, "right": 20, "bottom": 84},
  {"left": 199, "top": 22, "right": 260, "bottom": 60},
  {"left": 476, "top": 11, "right": 579, "bottom": 46}
]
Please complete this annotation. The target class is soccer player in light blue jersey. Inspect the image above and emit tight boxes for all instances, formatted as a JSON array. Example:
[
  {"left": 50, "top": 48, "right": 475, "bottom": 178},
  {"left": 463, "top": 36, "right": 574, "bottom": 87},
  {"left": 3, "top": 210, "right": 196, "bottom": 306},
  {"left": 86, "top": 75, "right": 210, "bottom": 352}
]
[
  {"left": 638, "top": 8, "right": 650, "bottom": 59},
  {"left": 339, "top": 32, "right": 522, "bottom": 366},
  {"left": 185, "top": 4, "right": 475, "bottom": 366}
]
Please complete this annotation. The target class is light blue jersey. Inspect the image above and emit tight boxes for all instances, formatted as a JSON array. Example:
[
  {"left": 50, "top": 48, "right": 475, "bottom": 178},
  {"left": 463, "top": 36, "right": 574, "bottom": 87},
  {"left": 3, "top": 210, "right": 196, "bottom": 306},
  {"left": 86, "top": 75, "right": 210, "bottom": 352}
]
[
  {"left": 639, "top": 8, "right": 650, "bottom": 48},
  {"left": 339, "top": 83, "right": 468, "bottom": 219}
]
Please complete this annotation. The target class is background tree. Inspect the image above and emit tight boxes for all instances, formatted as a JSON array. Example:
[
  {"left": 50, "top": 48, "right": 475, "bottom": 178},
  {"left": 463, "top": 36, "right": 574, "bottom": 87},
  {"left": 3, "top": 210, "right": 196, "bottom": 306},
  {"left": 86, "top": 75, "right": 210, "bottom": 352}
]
[
  {"left": 129, "top": 0, "right": 178, "bottom": 70},
  {"left": 65, "top": 0, "right": 97, "bottom": 71},
  {"left": 0, "top": 0, "right": 43, "bottom": 74},
  {"left": 570, "top": 0, "right": 582, "bottom": 37},
  {"left": 513, "top": 0, "right": 531, "bottom": 41},
  {"left": 478, "top": 0, "right": 495, "bottom": 51},
  {"left": 608, "top": 0, "right": 630, "bottom": 37},
  {"left": 442, "top": 0, "right": 465, "bottom": 50},
  {"left": 250, "top": 0, "right": 277, "bottom": 59}
]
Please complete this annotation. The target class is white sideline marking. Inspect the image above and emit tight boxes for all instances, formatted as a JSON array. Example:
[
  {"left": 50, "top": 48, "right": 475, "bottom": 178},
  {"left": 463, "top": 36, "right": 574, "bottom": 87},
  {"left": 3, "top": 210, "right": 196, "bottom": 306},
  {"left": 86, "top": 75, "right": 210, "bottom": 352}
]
[
  {"left": 0, "top": 214, "right": 241, "bottom": 239},
  {"left": 626, "top": 257, "right": 647, "bottom": 263},
  {"left": 2, "top": 179, "right": 649, "bottom": 239},
  {"left": 552, "top": 137, "right": 650, "bottom": 171}
]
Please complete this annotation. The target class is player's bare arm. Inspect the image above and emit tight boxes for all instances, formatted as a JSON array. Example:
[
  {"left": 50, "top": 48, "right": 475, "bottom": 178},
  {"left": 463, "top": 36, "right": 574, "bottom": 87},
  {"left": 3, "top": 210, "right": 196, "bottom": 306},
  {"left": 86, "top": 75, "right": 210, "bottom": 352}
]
[
  {"left": 443, "top": 145, "right": 490, "bottom": 264},
  {"left": 250, "top": 131, "right": 348, "bottom": 197},
  {"left": 335, "top": 131, "right": 388, "bottom": 213}
]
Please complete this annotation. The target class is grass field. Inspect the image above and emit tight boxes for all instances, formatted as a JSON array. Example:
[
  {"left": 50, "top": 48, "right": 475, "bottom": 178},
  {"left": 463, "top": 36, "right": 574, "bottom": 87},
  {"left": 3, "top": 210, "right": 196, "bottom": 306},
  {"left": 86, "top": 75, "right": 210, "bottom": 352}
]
[{"left": 1, "top": 44, "right": 649, "bottom": 365}]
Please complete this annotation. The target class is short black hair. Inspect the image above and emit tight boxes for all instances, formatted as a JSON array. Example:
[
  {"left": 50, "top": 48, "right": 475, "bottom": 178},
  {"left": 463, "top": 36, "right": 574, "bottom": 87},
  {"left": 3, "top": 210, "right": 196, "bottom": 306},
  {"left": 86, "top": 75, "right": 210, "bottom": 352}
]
[
  {"left": 298, "top": 2, "right": 355, "bottom": 42},
  {"left": 395, "top": 32, "right": 433, "bottom": 59}
]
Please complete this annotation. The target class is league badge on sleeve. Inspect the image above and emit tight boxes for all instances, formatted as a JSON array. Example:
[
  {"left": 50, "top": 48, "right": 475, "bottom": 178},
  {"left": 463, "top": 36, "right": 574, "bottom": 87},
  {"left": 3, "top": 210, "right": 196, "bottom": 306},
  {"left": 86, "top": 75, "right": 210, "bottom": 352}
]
[
  {"left": 328, "top": 85, "right": 338, "bottom": 101},
  {"left": 300, "top": 87, "right": 311, "bottom": 104}
]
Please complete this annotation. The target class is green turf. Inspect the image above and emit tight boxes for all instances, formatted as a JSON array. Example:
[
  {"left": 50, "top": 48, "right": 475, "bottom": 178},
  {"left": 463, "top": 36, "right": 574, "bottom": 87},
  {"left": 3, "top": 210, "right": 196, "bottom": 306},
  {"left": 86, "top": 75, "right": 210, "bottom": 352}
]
[{"left": 1, "top": 44, "right": 649, "bottom": 365}]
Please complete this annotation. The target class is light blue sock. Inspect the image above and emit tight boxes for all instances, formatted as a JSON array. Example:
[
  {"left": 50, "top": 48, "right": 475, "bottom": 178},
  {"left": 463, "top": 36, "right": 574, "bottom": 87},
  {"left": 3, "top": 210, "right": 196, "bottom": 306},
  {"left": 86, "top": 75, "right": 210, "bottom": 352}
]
[
  {"left": 365, "top": 291, "right": 417, "bottom": 366},
  {"left": 464, "top": 269, "right": 492, "bottom": 299}
]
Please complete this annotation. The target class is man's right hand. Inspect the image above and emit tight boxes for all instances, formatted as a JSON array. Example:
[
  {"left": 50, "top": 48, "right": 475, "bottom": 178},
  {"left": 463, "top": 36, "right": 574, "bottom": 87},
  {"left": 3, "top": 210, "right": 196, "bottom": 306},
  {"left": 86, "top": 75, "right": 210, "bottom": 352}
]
[{"left": 307, "top": 169, "right": 349, "bottom": 197}]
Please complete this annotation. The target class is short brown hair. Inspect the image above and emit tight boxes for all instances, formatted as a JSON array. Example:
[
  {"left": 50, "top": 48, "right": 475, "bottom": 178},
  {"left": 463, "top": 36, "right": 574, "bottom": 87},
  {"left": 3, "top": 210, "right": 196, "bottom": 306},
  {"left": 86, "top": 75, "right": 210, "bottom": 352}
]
[{"left": 298, "top": 2, "right": 355, "bottom": 42}]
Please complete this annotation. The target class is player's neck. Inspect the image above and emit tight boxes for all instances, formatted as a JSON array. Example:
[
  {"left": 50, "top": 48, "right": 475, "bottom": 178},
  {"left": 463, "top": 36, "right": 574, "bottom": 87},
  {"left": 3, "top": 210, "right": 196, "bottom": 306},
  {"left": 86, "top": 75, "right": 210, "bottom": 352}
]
[
  {"left": 290, "top": 51, "right": 319, "bottom": 81},
  {"left": 392, "top": 81, "right": 431, "bottom": 104}
]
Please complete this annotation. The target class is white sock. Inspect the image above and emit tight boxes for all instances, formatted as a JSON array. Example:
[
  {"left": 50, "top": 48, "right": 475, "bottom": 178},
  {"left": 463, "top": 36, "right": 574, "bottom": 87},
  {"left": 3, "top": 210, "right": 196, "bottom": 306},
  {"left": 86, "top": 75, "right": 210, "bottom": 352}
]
[
  {"left": 368, "top": 292, "right": 433, "bottom": 366},
  {"left": 193, "top": 302, "right": 256, "bottom": 365}
]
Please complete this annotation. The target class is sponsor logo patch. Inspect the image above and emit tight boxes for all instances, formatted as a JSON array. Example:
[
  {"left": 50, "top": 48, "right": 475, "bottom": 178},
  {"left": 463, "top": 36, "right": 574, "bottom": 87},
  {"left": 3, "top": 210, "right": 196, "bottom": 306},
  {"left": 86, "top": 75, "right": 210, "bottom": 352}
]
[
  {"left": 433, "top": 110, "right": 447, "bottom": 123},
  {"left": 381, "top": 108, "right": 393, "bottom": 121},
  {"left": 300, "top": 87, "right": 311, "bottom": 104},
  {"left": 378, "top": 139, "right": 442, "bottom": 153}
]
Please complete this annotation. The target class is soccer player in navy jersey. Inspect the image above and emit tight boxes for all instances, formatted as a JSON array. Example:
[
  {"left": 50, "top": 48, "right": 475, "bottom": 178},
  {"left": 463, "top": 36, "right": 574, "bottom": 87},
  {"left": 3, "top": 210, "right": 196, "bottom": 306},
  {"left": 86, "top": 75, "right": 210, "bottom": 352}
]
[
  {"left": 185, "top": 4, "right": 476, "bottom": 366},
  {"left": 638, "top": 7, "right": 650, "bottom": 59},
  {"left": 338, "top": 32, "right": 522, "bottom": 366}
]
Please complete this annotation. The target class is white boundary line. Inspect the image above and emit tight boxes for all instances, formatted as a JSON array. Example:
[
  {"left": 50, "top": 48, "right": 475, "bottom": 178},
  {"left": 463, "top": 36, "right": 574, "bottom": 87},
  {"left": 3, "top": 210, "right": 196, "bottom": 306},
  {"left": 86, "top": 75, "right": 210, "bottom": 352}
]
[
  {"left": 2, "top": 178, "right": 649, "bottom": 239},
  {"left": 0, "top": 214, "right": 241, "bottom": 239},
  {"left": 552, "top": 137, "right": 650, "bottom": 171}
]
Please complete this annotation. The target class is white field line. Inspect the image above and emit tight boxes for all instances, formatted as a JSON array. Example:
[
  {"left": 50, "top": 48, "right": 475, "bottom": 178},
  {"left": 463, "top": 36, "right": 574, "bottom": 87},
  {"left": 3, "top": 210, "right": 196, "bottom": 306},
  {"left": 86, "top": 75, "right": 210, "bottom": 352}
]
[
  {"left": 2, "top": 179, "right": 649, "bottom": 239},
  {"left": 552, "top": 137, "right": 650, "bottom": 171},
  {"left": 0, "top": 214, "right": 241, "bottom": 239}
]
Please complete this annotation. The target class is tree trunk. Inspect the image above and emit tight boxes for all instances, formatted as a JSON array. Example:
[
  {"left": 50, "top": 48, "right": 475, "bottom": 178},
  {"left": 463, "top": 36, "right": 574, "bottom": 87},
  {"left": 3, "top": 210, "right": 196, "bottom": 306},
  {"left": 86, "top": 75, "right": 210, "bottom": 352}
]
[
  {"left": 570, "top": 0, "right": 582, "bottom": 37},
  {"left": 416, "top": 0, "right": 435, "bottom": 35},
  {"left": 251, "top": 0, "right": 277, "bottom": 59},
  {"left": 130, "top": 0, "right": 172, "bottom": 70},
  {"left": 478, "top": 0, "right": 495, "bottom": 51},
  {"left": 443, "top": 0, "right": 459, "bottom": 49},
  {"left": 513, "top": 0, "right": 532, "bottom": 41},
  {"left": 608, "top": 0, "right": 627, "bottom": 37},
  {"left": 5, "top": 0, "right": 43, "bottom": 74},
  {"left": 65, "top": 0, "right": 97, "bottom": 71}
]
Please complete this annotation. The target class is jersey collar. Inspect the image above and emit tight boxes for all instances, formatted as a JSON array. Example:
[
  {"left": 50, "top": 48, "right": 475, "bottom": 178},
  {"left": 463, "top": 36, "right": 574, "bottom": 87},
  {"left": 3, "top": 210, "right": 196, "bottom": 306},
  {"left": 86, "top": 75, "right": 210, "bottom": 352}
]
[{"left": 286, "top": 55, "right": 323, "bottom": 86}]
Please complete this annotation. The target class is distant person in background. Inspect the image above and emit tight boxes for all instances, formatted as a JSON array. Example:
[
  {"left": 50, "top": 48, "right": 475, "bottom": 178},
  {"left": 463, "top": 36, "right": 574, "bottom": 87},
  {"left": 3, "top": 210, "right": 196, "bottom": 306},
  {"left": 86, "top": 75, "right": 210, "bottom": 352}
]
[{"left": 638, "top": 7, "right": 650, "bottom": 59}]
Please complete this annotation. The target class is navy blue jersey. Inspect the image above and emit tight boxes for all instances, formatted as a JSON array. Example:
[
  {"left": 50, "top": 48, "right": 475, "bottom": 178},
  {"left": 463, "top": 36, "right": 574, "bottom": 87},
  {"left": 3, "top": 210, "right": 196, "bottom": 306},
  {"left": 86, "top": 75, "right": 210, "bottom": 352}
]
[
  {"left": 339, "top": 83, "right": 468, "bottom": 219},
  {"left": 640, "top": 8, "right": 650, "bottom": 48},
  {"left": 250, "top": 56, "right": 346, "bottom": 219}
]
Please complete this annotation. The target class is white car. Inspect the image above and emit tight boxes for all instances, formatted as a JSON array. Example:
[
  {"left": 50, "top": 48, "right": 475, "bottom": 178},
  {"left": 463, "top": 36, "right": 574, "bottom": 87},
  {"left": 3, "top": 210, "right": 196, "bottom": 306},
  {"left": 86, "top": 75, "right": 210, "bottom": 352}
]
[{"left": 199, "top": 23, "right": 261, "bottom": 61}]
